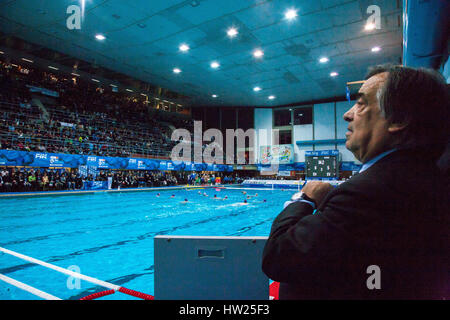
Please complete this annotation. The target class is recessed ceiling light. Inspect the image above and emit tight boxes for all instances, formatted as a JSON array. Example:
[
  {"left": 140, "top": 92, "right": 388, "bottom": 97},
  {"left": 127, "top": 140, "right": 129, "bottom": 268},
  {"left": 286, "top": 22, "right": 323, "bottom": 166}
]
[
  {"left": 371, "top": 46, "right": 381, "bottom": 52},
  {"left": 95, "top": 34, "right": 106, "bottom": 41},
  {"left": 210, "top": 61, "right": 220, "bottom": 69},
  {"left": 110, "top": 84, "right": 117, "bottom": 87},
  {"left": 330, "top": 72, "right": 338, "bottom": 77},
  {"left": 173, "top": 68, "right": 182, "bottom": 74},
  {"left": 126, "top": 89, "right": 133, "bottom": 92},
  {"left": 253, "top": 49, "right": 264, "bottom": 58},
  {"left": 21, "top": 58, "right": 33, "bottom": 63},
  {"left": 71, "top": 72, "right": 80, "bottom": 77},
  {"left": 268, "top": 95, "right": 276, "bottom": 100},
  {"left": 179, "top": 43, "right": 190, "bottom": 52},
  {"left": 227, "top": 27, "right": 238, "bottom": 38},
  {"left": 365, "top": 23, "right": 376, "bottom": 31},
  {"left": 319, "top": 57, "right": 329, "bottom": 63},
  {"left": 48, "top": 66, "right": 59, "bottom": 70},
  {"left": 0, "top": 51, "right": 4, "bottom": 54},
  {"left": 92, "top": 78, "right": 100, "bottom": 82},
  {"left": 212, "top": 94, "right": 218, "bottom": 98},
  {"left": 284, "top": 9, "right": 298, "bottom": 20},
  {"left": 253, "top": 86, "right": 261, "bottom": 92}
]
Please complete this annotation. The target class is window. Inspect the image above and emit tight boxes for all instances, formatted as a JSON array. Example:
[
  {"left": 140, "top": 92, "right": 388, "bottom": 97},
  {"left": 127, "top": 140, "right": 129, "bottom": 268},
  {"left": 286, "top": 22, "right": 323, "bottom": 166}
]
[
  {"left": 293, "top": 106, "right": 312, "bottom": 125},
  {"left": 276, "top": 130, "right": 292, "bottom": 145},
  {"left": 273, "top": 109, "right": 291, "bottom": 127}
]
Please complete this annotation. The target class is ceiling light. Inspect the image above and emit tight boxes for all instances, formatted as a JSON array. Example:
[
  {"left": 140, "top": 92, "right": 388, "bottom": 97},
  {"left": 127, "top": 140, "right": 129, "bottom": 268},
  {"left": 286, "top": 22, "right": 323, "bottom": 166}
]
[
  {"left": 212, "top": 94, "right": 218, "bottom": 98},
  {"left": 71, "top": 72, "right": 80, "bottom": 77},
  {"left": 48, "top": 66, "right": 59, "bottom": 70},
  {"left": 268, "top": 95, "right": 276, "bottom": 100},
  {"left": 126, "top": 89, "right": 133, "bottom": 92},
  {"left": 365, "top": 23, "right": 376, "bottom": 31},
  {"left": 141, "top": 93, "right": 147, "bottom": 97},
  {"left": 0, "top": 51, "right": 4, "bottom": 54},
  {"left": 227, "top": 27, "right": 238, "bottom": 38},
  {"left": 253, "top": 49, "right": 264, "bottom": 58},
  {"left": 284, "top": 9, "right": 298, "bottom": 20},
  {"left": 179, "top": 44, "right": 190, "bottom": 52},
  {"left": 371, "top": 46, "right": 381, "bottom": 52},
  {"left": 91, "top": 78, "right": 100, "bottom": 82},
  {"left": 253, "top": 86, "right": 261, "bottom": 92},
  {"left": 95, "top": 34, "right": 106, "bottom": 41},
  {"left": 110, "top": 84, "right": 117, "bottom": 87},
  {"left": 210, "top": 61, "right": 220, "bottom": 69},
  {"left": 319, "top": 57, "right": 329, "bottom": 63},
  {"left": 330, "top": 72, "right": 338, "bottom": 77},
  {"left": 173, "top": 68, "right": 182, "bottom": 74},
  {"left": 21, "top": 58, "right": 34, "bottom": 63}
]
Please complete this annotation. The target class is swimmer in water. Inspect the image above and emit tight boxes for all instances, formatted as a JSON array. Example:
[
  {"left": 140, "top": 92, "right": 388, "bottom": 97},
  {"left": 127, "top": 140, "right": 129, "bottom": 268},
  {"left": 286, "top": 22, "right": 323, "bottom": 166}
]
[
  {"left": 156, "top": 193, "right": 160, "bottom": 197},
  {"left": 203, "top": 192, "right": 208, "bottom": 197},
  {"left": 242, "top": 191, "right": 247, "bottom": 195},
  {"left": 230, "top": 199, "right": 249, "bottom": 206},
  {"left": 180, "top": 198, "right": 188, "bottom": 204},
  {"left": 171, "top": 194, "right": 175, "bottom": 198},
  {"left": 198, "top": 191, "right": 202, "bottom": 195}
]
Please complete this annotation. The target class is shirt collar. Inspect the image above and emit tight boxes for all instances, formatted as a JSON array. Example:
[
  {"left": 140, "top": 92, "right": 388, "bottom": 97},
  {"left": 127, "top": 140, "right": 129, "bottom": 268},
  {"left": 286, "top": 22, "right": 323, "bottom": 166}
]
[{"left": 359, "top": 148, "right": 397, "bottom": 173}]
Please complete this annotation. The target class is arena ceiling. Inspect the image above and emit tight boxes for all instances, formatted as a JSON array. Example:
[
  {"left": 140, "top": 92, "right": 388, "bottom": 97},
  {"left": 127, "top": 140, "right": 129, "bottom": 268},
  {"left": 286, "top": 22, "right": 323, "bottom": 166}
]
[{"left": 0, "top": 0, "right": 403, "bottom": 107}]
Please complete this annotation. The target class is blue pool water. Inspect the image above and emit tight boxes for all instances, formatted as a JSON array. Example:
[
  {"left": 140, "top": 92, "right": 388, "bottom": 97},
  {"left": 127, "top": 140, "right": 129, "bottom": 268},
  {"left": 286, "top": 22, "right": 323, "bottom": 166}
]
[{"left": 0, "top": 187, "right": 296, "bottom": 300}]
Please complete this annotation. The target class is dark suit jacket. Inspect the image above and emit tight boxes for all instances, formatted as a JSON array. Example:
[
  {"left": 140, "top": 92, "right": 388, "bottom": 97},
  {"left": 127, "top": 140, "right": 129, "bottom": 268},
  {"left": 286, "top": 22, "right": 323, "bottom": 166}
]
[{"left": 262, "top": 149, "right": 449, "bottom": 299}]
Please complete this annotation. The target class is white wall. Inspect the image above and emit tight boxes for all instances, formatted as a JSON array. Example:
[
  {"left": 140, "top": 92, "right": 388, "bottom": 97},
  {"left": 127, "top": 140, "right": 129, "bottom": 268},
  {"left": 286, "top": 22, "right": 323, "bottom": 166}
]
[
  {"left": 293, "top": 124, "right": 313, "bottom": 162},
  {"left": 254, "top": 102, "right": 360, "bottom": 165},
  {"left": 254, "top": 108, "right": 273, "bottom": 163}
]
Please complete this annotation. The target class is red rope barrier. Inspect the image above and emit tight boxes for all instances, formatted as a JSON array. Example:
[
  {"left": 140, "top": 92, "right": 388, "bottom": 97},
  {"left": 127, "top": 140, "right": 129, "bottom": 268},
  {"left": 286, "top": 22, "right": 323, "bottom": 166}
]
[
  {"left": 269, "top": 281, "right": 280, "bottom": 300},
  {"left": 119, "top": 287, "right": 154, "bottom": 300},
  {"left": 80, "top": 289, "right": 116, "bottom": 300}
]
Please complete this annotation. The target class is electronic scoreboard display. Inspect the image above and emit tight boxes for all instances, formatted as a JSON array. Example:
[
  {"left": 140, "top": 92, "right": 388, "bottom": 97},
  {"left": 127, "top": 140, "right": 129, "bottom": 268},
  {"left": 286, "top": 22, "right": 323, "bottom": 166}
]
[{"left": 305, "top": 150, "right": 340, "bottom": 179}]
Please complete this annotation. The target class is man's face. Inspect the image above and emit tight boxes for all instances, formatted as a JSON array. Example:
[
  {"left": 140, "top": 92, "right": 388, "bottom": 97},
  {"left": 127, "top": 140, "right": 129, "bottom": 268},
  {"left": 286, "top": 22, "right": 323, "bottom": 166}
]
[{"left": 343, "top": 72, "right": 391, "bottom": 163}]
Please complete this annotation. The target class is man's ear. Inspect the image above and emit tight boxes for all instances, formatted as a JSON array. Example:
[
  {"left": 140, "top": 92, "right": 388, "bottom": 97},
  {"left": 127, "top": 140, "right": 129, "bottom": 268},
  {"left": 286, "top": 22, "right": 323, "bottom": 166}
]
[{"left": 387, "top": 122, "right": 407, "bottom": 133}]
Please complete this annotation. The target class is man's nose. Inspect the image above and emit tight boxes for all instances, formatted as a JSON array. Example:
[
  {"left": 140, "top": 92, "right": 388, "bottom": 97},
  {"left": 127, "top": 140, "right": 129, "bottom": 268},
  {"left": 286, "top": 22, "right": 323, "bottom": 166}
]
[{"left": 343, "top": 105, "right": 355, "bottom": 122}]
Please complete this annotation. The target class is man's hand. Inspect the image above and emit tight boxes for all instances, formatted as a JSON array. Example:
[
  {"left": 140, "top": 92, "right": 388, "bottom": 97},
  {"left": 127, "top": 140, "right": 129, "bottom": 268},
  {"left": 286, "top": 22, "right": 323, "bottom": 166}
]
[{"left": 301, "top": 181, "right": 334, "bottom": 207}]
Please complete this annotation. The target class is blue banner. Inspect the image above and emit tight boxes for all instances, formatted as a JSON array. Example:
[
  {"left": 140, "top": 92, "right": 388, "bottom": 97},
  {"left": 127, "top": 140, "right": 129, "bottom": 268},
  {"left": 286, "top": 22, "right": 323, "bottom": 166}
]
[
  {"left": 84, "top": 181, "right": 108, "bottom": 190},
  {"left": 26, "top": 85, "right": 59, "bottom": 97},
  {"left": 305, "top": 150, "right": 340, "bottom": 157},
  {"left": 0, "top": 149, "right": 233, "bottom": 172}
]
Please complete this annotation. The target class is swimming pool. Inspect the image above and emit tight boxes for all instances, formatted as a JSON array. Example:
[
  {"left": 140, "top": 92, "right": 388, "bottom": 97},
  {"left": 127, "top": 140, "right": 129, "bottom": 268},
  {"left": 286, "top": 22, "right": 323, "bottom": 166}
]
[{"left": 0, "top": 187, "right": 296, "bottom": 300}]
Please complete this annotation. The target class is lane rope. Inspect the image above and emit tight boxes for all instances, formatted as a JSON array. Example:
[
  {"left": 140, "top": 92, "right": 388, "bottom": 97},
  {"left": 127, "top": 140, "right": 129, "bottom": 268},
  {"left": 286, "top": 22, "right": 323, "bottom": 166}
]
[
  {"left": 0, "top": 273, "right": 62, "bottom": 300},
  {"left": 0, "top": 246, "right": 154, "bottom": 300}
]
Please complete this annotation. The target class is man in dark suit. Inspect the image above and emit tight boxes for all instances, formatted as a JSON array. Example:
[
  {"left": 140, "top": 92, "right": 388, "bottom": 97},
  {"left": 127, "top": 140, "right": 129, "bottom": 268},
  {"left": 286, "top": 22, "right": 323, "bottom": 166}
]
[{"left": 262, "top": 65, "right": 449, "bottom": 299}]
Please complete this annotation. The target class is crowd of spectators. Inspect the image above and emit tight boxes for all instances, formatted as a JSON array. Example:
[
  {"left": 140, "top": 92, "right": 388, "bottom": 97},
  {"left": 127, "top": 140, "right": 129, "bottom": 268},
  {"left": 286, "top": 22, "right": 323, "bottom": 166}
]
[
  {"left": 0, "top": 59, "right": 190, "bottom": 158},
  {"left": 0, "top": 166, "right": 240, "bottom": 193}
]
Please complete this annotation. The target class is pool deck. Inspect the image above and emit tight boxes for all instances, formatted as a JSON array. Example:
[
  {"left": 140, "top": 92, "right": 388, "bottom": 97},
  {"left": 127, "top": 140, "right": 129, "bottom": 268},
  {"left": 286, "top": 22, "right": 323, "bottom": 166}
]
[{"left": 0, "top": 184, "right": 239, "bottom": 198}]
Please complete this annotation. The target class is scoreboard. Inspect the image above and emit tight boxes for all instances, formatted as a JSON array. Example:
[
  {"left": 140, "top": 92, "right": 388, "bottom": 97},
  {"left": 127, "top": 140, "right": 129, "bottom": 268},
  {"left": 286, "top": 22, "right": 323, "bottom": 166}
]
[{"left": 305, "top": 150, "right": 340, "bottom": 179}]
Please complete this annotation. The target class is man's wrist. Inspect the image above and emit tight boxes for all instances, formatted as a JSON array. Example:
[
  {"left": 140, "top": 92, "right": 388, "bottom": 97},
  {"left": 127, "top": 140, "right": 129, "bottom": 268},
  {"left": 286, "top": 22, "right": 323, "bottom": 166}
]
[{"left": 290, "top": 191, "right": 317, "bottom": 209}]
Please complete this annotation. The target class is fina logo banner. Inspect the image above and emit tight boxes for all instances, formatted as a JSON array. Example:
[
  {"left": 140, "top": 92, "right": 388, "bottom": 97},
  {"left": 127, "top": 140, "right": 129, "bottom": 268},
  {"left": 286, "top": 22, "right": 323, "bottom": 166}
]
[{"left": 0, "top": 149, "right": 233, "bottom": 172}]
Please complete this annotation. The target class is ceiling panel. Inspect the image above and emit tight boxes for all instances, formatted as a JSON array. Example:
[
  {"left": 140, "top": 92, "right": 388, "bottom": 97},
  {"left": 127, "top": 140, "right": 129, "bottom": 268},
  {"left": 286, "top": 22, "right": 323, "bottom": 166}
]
[{"left": 0, "top": 0, "right": 403, "bottom": 107}]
